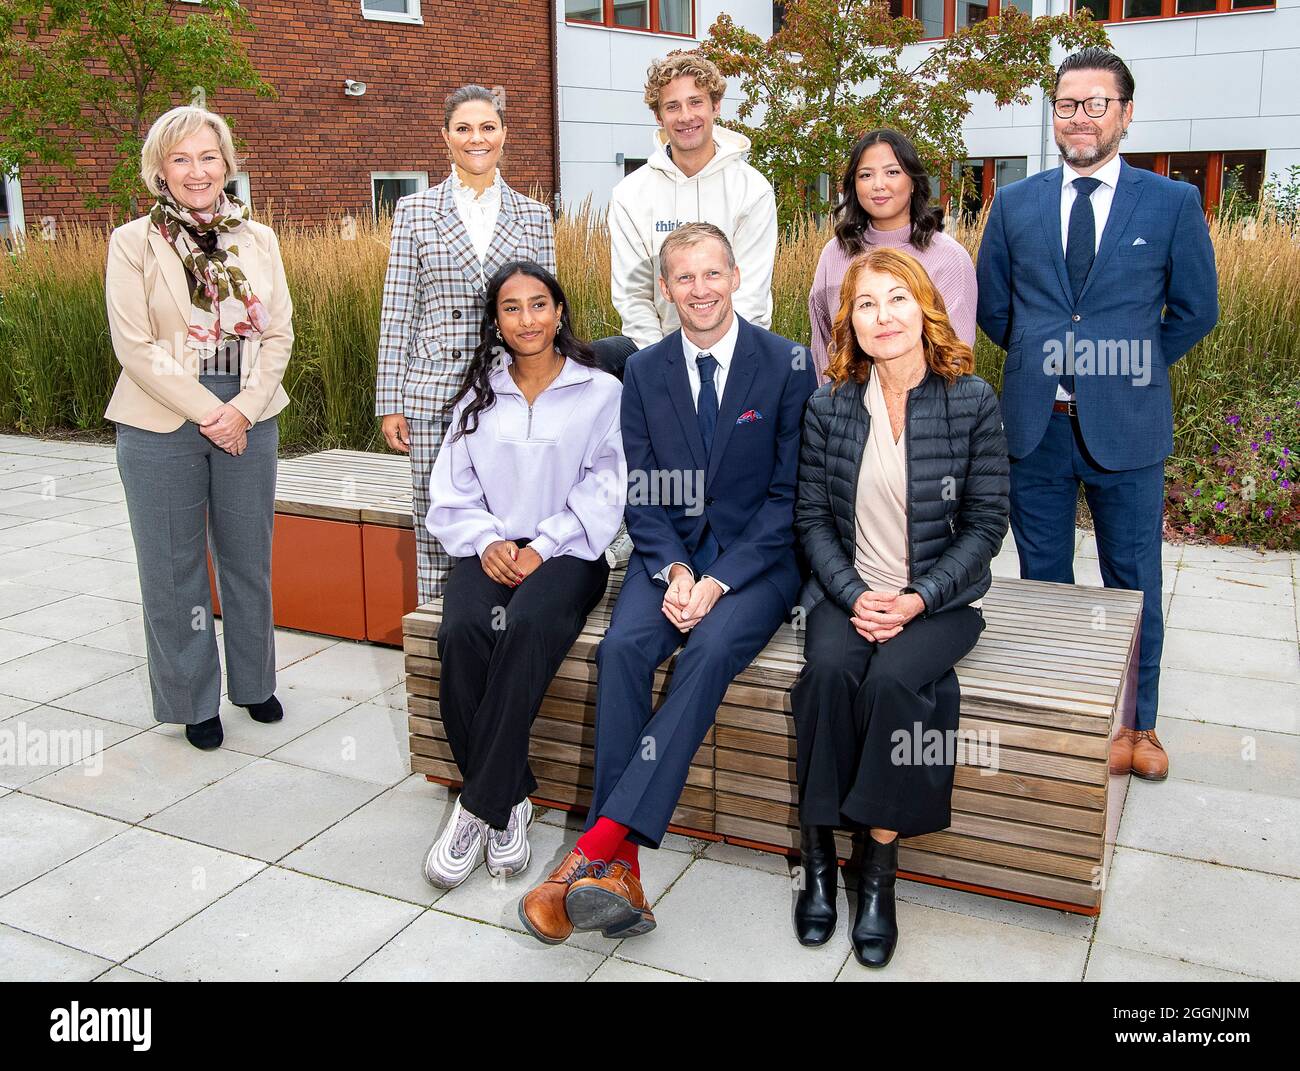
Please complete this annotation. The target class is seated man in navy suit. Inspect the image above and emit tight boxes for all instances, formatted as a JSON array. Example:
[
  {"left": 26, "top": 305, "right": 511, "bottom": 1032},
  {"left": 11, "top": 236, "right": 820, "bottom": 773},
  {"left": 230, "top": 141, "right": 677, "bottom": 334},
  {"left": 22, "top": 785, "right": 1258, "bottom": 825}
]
[
  {"left": 977, "top": 48, "right": 1218, "bottom": 782},
  {"left": 519, "top": 223, "right": 816, "bottom": 944}
]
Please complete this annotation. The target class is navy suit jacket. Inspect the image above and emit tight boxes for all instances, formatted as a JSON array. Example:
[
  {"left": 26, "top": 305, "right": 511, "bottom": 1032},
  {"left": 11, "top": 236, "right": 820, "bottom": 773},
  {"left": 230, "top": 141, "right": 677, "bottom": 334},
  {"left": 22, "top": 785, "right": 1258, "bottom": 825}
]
[
  {"left": 620, "top": 315, "right": 816, "bottom": 609},
  {"left": 976, "top": 158, "right": 1218, "bottom": 470}
]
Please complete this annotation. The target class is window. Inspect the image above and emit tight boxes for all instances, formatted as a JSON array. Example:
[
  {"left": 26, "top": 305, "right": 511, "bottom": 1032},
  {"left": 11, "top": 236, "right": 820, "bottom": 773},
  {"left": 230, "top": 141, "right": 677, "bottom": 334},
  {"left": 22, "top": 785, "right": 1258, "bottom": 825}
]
[
  {"left": 224, "top": 173, "right": 251, "bottom": 207},
  {"left": 950, "top": 156, "right": 1027, "bottom": 216},
  {"left": 1, "top": 172, "right": 23, "bottom": 244},
  {"left": 361, "top": 0, "right": 422, "bottom": 25},
  {"left": 1120, "top": 150, "right": 1266, "bottom": 213},
  {"left": 891, "top": 0, "right": 1021, "bottom": 39},
  {"left": 565, "top": 0, "right": 693, "bottom": 35},
  {"left": 371, "top": 171, "right": 428, "bottom": 217},
  {"left": 1073, "top": 0, "right": 1274, "bottom": 21},
  {"left": 623, "top": 157, "right": 648, "bottom": 177}
]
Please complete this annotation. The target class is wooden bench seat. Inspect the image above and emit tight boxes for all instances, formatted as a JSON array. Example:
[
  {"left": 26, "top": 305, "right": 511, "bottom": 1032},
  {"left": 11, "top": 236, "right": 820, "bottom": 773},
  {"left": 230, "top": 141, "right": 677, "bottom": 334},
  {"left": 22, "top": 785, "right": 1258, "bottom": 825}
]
[
  {"left": 210, "top": 449, "right": 417, "bottom": 643},
  {"left": 404, "top": 570, "right": 1142, "bottom": 915}
]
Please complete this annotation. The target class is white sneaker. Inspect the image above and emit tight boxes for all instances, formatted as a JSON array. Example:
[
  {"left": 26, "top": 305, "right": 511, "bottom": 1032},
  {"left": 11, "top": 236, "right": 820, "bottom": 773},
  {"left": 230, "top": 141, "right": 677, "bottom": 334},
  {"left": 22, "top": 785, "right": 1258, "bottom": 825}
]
[
  {"left": 485, "top": 797, "right": 534, "bottom": 878},
  {"left": 423, "top": 797, "right": 486, "bottom": 889},
  {"left": 605, "top": 525, "right": 634, "bottom": 570}
]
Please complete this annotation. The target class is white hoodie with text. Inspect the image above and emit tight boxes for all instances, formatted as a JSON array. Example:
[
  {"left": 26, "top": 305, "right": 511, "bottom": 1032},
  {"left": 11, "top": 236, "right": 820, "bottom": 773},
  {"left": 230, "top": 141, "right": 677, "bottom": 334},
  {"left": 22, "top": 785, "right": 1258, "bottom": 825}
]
[{"left": 608, "top": 126, "right": 778, "bottom": 350}]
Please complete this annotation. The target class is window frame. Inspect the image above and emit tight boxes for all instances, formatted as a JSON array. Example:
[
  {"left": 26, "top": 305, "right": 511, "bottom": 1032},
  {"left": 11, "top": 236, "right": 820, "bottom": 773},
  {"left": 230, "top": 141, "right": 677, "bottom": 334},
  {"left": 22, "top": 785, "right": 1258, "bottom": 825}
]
[
  {"left": 564, "top": 0, "right": 695, "bottom": 39},
  {"left": 894, "top": 0, "right": 1017, "bottom": 42},
  {"left": 1, "top": 171, "right": 25, "bottom": 241},
  {"left": 360, "top": 0, "right": 423, "bottom": 26},
  {"left": 1121, "top": 149, "right": 1266, "bottom": 216},
  {"left": 1072, "top": 0, "right": 1275, "bottom": 23},
  {"left": 945, "top": 155, "right": 1027, "bottom": 214},
  {"left": 370, "top": 170, "right": 429, "bottom": 217},
  {"left": 224, "top": 172, "right": 251, "bottom": 207}
]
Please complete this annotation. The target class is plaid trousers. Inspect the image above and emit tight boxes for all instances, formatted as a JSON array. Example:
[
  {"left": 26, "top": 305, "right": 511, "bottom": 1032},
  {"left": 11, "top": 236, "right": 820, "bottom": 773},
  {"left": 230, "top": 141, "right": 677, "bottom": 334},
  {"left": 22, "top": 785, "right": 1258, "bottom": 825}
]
[{"left": 409, "top": 414, "right": 452, "bottom": 604}]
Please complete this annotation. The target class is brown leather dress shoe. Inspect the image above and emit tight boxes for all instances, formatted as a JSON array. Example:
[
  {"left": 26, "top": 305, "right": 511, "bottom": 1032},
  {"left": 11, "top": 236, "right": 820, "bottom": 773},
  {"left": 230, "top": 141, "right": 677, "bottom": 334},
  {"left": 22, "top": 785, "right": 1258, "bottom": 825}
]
[
  {"left": 518, "top": 848, "right": 591, "bottom": 945},
  {"left": 565, "top": 860, "right": 656, "bottom": 938},
  {"left": 1130, "top": 729, "right": 1169, "bottom": 781},
  {"left": 1109, "top": 728, "right": 1138, "bottom": 776}
]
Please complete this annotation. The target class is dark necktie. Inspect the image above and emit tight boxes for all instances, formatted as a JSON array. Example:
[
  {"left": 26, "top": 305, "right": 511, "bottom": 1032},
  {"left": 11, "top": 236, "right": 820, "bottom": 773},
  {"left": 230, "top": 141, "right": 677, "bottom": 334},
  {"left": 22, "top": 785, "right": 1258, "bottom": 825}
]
[
  {"left": 696, "top": 352, "right": 719, "bottom": 455},
  {"left": 1062, "top": 176, "right": 1101, "bottom": 394},
  {"left": 693, "top": 352, "right": 722, "bottom": 574}
]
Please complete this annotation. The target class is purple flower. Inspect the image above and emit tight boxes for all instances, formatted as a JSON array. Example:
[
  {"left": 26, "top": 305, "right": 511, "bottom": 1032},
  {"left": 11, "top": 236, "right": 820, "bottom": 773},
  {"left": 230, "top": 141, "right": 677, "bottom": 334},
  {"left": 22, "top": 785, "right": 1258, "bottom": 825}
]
[
  {"left": 1211, "top": 444, "right": 1220, "bottom": 454},
  {"left": 1250, "top": 442, "right": 1259, "bottom": 452},
  {"left": 1226, "top": 414, "right": 1241, "bottom": 426},
  {"left": 1284, "top": 447, "right": 1291, "bottom": 457},
  {"left": 1264, "top": 507, "right": 1274, "bottom": 519},
  {"left": 1227, "top": 467, "right": 1236, "bottom": 476},
  {"left": 1265, "top": 430, "right": 1274, "bottom": 443},
  {"left": 1193, "top": 488, "right": 1202, "bottom": 496},
  {"left": 1214, "top": 501, "right": 1227, "bottom": 512},
  {"left": 1271, "top": 470, "right": 1279, "bottom": 479},
  {"left": 1283, "top": 479, "right": 1293, "bottom": 490}
]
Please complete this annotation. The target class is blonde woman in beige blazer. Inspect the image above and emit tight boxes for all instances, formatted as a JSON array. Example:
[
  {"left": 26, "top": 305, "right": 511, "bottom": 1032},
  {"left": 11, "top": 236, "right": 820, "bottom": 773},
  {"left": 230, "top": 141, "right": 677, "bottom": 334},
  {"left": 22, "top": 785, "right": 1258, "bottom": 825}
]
[{"left": 105, "top": 105, "right": 292, "bottom": 751}]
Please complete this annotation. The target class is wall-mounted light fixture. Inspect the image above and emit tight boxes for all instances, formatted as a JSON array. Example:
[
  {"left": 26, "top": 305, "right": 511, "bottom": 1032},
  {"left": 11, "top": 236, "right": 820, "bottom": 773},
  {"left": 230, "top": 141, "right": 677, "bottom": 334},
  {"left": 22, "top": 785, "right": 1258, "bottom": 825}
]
[{"left": 344, "top": 79, "right": 367, "bottom": 97}]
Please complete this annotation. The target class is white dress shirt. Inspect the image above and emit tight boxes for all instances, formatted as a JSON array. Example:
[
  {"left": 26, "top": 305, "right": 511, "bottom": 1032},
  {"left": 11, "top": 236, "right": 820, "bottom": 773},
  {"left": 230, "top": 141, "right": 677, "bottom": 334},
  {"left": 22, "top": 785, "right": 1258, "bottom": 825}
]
[
  {"left": 1056, "top": 153, "right": 1122, "bottom": 401},
  {"left": 451, "top": 168, "right": 502, "bottom": 264},
  {"left": 654, "top": 312, "right": 741, "bottom": 594}
]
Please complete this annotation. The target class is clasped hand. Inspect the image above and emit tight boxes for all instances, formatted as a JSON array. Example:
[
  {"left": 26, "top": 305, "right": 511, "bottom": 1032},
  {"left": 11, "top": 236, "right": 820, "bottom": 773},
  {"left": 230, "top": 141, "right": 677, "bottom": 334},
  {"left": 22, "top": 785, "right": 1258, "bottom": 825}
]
[
  {"left": 481, "top": 540, "right": 543, "bottom": 587},
  {"left": 662, "top": 564, "right": 723, "bottom": 633},
  {"left": 200, "top": 403, "right": 251, "bottom": 455},
  {"left": 851, "top": 590, "right": 925, "bottom": 643}
]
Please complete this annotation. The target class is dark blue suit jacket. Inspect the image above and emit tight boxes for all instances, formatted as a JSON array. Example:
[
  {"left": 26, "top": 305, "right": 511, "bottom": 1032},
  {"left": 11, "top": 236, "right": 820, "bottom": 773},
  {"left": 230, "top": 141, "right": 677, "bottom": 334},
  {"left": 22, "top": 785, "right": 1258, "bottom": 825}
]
[
  {"left": 976, "top": 159, "right": 1218, "bottom": 471},
  {"left": 620, "top": 316, "right": 816, "bottom": 609}
]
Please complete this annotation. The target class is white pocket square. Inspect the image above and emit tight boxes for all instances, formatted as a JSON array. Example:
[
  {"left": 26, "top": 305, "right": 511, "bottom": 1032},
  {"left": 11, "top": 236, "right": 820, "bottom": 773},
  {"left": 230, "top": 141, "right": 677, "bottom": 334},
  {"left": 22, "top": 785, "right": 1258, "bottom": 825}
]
[{"left": 1132, "top": 237, "right": 1147, "bottom": 246}]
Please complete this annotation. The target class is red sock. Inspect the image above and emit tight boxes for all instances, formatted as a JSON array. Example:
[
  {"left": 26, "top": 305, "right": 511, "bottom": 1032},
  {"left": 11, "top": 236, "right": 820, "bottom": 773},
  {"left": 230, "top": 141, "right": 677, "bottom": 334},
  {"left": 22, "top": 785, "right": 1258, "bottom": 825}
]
[
  {"left": 613, "top": 841, "right": 640, "bottom": 878},
  {"left": 575, "top": 817, "right": 629, "bottom": 865}
]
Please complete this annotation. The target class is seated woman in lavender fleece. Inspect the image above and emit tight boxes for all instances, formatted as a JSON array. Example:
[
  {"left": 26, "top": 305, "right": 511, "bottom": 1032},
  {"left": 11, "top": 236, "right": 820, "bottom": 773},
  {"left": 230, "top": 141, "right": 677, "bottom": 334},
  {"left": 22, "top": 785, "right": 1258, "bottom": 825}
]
[
  {"left": 809, "top": 128, "right": 978, "bottom": 383},
  {"left": 421, "top": 260, "right": 625, "bottom": 892}
]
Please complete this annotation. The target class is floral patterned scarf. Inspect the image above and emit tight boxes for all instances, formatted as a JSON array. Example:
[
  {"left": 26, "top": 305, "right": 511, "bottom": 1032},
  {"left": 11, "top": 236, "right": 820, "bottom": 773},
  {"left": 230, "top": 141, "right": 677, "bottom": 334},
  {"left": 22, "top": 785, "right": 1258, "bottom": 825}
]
[{"left": 149, "top": 193, "right": 269, "bottom": 361}]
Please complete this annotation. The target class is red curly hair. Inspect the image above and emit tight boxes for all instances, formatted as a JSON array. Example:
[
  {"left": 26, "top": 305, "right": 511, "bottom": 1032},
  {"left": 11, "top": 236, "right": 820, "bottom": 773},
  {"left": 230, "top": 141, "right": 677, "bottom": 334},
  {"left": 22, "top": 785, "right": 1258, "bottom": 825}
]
[{"left": 825, "top": 247, "right": 974, "bottom": 387}]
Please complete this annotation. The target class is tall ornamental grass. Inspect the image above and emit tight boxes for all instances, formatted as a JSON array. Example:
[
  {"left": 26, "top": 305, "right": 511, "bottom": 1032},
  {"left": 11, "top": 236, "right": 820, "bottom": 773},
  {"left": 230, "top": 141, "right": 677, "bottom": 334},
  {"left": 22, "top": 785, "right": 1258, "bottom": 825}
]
[{"left": 1, "top": 205, "right": 1295, "bottom": 472}]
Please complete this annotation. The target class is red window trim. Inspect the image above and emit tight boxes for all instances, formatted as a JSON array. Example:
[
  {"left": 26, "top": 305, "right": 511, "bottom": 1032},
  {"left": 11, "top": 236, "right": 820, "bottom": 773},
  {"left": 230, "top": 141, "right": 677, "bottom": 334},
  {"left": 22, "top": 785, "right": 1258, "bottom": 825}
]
[
  {"left": 564, "top": 0, "right": 696, "bottom": 38},
  {"left": 898, "top": 0, "right": 1027, "bottom": 43},
  {"left": 1073, "top": 0, "right": 1275, "bottom": 23}
]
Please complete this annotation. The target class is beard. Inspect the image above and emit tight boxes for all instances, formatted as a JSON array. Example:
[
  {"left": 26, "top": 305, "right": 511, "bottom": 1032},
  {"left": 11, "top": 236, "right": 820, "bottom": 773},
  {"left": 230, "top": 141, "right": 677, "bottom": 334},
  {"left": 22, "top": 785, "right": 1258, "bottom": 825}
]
[{"left": 1056, "top": 124, "right": 1123, "bottom": 168}]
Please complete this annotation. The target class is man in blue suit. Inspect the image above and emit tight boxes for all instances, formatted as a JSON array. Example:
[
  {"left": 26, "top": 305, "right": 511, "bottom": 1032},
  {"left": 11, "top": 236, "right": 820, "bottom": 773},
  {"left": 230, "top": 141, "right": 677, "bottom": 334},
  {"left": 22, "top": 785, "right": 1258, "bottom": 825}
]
[
  {"left": 977, "top": 48, "right": 1218, "bottom": 782},
  {"left": 519, "top": 223, "right": 815, "bottom": 944}
]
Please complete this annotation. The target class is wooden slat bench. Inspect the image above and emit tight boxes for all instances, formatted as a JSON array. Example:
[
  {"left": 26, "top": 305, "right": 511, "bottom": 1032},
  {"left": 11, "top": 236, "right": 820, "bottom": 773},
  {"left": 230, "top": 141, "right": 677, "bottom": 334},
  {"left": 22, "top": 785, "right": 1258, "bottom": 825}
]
[
  {"left": 210, "top": 449, "right": 417, "bottom": 644},
  {"left": 405, "top": 571, "right": 1142, "bottom": 915}
]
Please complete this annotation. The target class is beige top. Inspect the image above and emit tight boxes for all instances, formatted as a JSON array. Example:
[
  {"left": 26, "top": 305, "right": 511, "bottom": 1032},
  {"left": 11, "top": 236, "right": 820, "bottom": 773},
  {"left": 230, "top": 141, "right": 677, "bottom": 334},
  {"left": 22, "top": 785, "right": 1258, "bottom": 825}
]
[
  {"left": 853, "top": 370, "right": 910, "bottom": 593},
  {"left": 103, "top": 214, "right": 293, "bottom": 433}
]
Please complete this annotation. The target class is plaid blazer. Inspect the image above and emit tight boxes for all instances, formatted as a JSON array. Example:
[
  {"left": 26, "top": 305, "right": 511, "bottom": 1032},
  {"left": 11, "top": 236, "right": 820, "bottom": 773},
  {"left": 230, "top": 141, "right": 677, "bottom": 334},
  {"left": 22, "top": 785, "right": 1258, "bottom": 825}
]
[{"left": 375, "top": 176, "right": 556, "bottom": 419}]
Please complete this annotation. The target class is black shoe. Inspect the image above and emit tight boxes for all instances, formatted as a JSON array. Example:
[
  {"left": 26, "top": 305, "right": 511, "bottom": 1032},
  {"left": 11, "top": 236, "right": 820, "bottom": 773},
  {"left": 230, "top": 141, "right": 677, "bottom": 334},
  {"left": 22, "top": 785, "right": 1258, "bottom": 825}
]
[
  {"left": 185, "top": 715, "right": 223, "bottom": 750},
  {"left": 851, "top": 834, "right": 899, "bottom": 968},
  {"left": 793, "top": 825, "right": 838, "bottom": 946},
  {"left": 243, "top": 695, "right": 283, "bottom": 723}
]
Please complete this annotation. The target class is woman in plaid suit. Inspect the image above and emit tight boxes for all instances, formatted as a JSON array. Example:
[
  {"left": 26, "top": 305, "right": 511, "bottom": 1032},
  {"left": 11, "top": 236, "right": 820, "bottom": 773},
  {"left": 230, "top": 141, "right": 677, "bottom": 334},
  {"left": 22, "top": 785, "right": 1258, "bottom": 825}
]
[{"left": 376, "top": 84, "right": 556, "bottom": 603}]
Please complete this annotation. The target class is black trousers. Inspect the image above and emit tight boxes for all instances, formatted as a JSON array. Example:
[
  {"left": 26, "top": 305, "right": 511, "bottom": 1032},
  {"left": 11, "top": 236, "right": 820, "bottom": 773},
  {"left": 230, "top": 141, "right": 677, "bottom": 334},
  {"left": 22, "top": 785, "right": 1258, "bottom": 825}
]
[
  {"left": 437, "top": 551, "right": 610, "bottom": 828},
  {"left": 590, "top": 335, "right": 638, "bottom": 380},
  {"left": 789, "top": 597, "right": 985, "bottom": 837}
]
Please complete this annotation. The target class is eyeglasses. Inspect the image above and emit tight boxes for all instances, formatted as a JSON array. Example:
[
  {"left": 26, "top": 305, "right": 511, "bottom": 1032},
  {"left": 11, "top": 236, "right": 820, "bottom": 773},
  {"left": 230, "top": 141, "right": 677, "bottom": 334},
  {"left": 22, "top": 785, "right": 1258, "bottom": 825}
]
[{"left": 1052, "top": 96, "right": 1130, "bottom": 120}]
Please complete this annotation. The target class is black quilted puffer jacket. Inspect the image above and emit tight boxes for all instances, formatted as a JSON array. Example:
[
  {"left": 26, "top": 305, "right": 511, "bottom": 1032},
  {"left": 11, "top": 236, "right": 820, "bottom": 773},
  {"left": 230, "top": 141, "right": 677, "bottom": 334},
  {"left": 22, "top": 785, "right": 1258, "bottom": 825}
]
[{"left": 795, "top": 369, "right": 1010, "bottom": 617}]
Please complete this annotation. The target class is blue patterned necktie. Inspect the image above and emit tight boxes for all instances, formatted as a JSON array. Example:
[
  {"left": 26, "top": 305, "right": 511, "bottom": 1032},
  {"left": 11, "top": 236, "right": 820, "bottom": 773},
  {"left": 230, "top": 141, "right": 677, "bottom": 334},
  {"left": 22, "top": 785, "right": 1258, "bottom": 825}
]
[
  {"left": 696, "top": 352, "right": 719, "bottom": 455},
  {"left": 1062, "top": 176, "right": 1101, "bottom": 394},
  {"left": 692, "top": 351, "right": 722, "bottom": 574}
]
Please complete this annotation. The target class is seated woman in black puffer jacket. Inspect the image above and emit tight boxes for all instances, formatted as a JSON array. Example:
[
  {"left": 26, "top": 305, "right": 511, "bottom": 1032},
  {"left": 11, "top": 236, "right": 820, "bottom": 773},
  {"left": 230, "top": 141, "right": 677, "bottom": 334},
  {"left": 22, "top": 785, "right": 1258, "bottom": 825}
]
[{"left": 790, "top": 246, "right": 1010, "bottom": 970}]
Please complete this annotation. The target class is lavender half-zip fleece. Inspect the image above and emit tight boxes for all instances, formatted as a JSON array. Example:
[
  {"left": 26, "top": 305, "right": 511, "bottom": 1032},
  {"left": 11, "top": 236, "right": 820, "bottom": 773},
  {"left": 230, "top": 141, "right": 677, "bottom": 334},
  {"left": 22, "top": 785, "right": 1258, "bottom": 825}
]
[{"left": 428, "top": 356, "right": 626, "bottom": 562}]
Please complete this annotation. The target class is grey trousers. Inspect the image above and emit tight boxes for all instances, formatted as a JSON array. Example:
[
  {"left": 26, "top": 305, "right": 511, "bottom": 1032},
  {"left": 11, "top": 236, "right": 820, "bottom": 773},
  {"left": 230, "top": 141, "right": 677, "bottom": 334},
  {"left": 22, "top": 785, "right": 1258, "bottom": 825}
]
[
  {"left": 116, "top": 375, "right": 277, "bottom": 725},
  {"left": 408, "top": 414, "right": 451, "bottom": 604}
]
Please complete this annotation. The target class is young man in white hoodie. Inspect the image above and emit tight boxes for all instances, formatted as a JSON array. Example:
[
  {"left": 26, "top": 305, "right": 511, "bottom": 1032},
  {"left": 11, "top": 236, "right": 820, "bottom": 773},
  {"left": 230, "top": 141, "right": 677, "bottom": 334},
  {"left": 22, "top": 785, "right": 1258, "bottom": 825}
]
[{"left": 605, "top": 51, "right": 778, "bottom": 359}]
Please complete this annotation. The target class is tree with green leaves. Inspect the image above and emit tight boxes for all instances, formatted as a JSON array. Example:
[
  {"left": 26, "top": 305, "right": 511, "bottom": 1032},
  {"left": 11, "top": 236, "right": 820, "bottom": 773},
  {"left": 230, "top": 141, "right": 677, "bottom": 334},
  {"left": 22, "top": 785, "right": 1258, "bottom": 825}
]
[
  {"left": 702, "top": 0, "right": 1110, "bottom": 220},
  {"left": 0, "top": 0, "right": 274, "bottom": 218}
]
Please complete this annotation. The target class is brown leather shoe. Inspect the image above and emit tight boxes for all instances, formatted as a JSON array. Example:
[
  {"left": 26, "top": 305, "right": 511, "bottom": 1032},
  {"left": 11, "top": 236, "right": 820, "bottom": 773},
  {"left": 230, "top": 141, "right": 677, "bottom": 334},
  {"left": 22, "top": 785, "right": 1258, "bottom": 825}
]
[
  {"left": 565, "top": 860, "right": 656, "bottom": 938},
  {"left": 1130, "top": 729, "right": 1169, "bottom": 781},
  {"left": 1109, "top": 728, "right": 1138, "bottom": 775},
  {"left": 518, "top": 849, "right": 591, "bottom": 945}
]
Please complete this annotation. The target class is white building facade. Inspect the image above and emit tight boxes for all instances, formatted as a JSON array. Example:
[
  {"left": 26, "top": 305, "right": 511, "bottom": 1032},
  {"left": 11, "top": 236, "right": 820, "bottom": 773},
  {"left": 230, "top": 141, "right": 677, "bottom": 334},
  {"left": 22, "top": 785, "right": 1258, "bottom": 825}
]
[{"left": 555, "top": 0, "right": 1300, "bottom": 214}]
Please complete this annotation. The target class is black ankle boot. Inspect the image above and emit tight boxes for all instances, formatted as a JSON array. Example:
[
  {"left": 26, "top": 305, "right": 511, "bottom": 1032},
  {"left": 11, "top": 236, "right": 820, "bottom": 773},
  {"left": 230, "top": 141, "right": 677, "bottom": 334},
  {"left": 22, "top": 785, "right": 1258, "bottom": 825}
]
[
  {"left": 851, "top": 834, "right": 899, "bottom": 968},
  {"left": 185, "top": 715, "right": 223, "bottom": 751},
  {"left": 243, "top": 695, "right": 283, "bottom": 723},
  {"left": 793, "top": 825, "right": 838, "bottom": 946}
]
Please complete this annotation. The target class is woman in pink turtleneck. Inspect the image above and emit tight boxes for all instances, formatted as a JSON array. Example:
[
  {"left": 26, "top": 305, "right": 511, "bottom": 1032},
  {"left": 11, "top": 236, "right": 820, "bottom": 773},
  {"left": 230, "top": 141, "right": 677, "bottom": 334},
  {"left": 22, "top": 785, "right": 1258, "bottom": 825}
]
[{"left": 809, "top": 129, "right": 978, "bottom": 383}]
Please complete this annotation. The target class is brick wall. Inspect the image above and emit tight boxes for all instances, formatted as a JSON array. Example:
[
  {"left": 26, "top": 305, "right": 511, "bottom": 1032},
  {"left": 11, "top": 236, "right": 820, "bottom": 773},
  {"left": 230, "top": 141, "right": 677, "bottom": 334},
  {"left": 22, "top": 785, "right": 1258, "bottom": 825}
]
[{"left": 17, "top": 0, "right": 557, "bottom": 227}]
